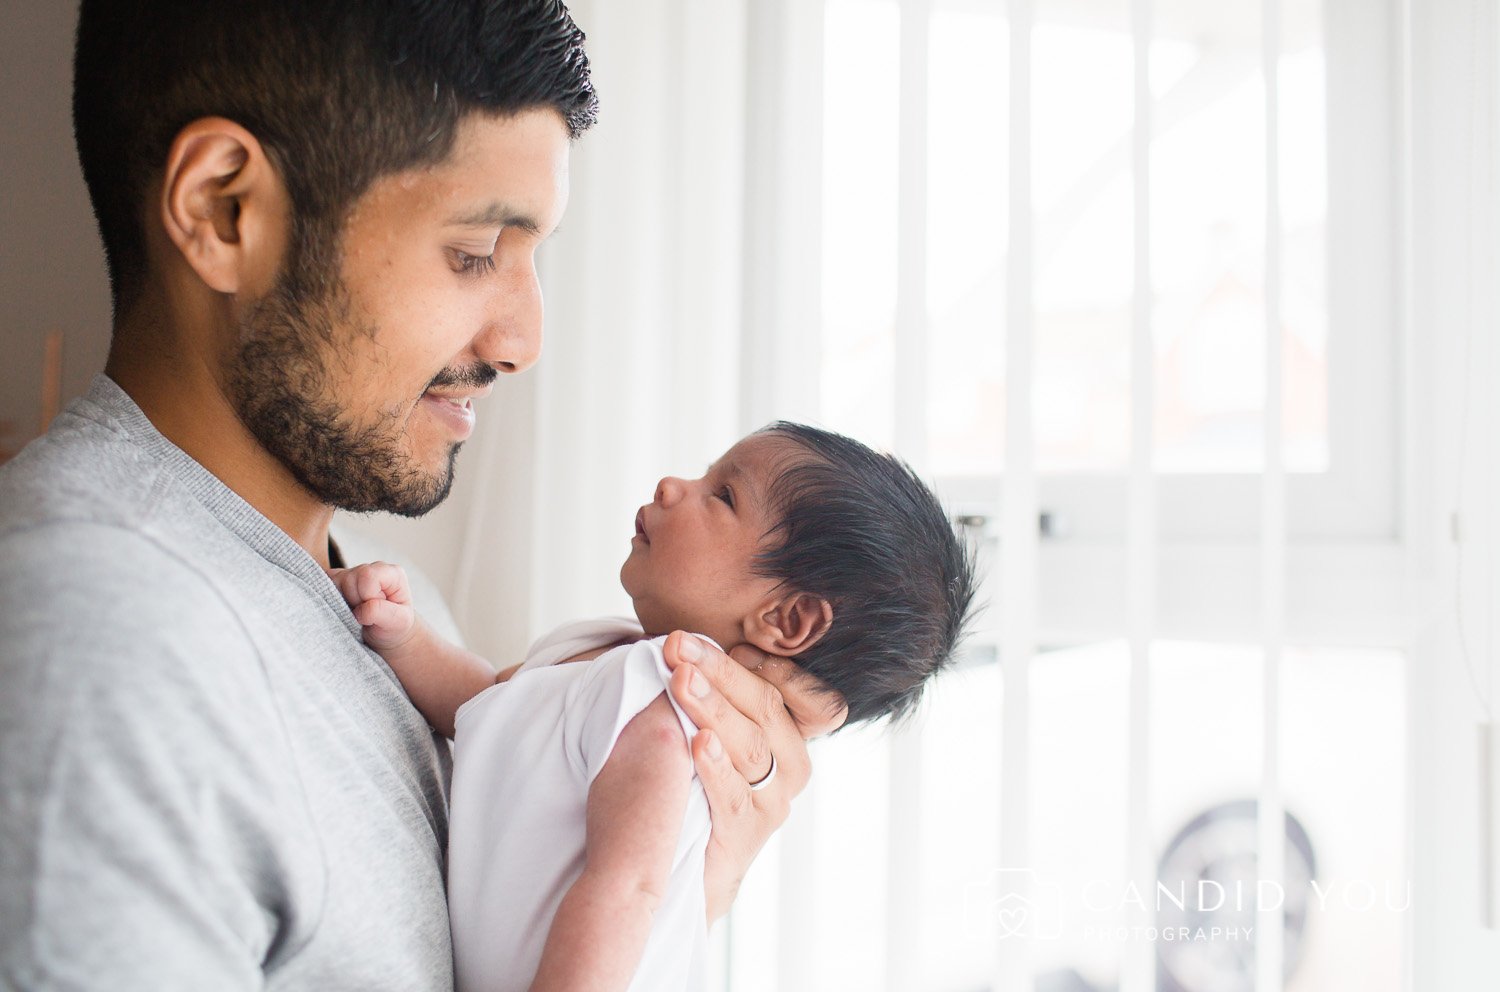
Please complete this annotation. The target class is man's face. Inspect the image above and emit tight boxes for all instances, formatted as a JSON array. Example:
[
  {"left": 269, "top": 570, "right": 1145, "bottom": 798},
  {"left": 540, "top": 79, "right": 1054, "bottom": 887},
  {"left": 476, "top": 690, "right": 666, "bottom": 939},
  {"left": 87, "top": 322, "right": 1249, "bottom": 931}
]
[
  {"left": 228, "top": 109, "right": 571, "bottom": 515},
  {"left": 620, "top": 434, "right": 801, "bottom": 648}
]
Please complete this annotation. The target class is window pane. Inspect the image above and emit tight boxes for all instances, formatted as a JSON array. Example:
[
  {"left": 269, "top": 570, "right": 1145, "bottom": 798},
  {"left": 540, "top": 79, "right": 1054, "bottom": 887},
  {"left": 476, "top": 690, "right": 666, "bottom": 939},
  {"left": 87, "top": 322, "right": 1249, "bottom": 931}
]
[
  {"left": 822, "top": 0, "right": 900, "bottom": 450},
  {"left": 1280, "top": 647, "right": 1407, "bottom": 991},
  {"left": 923, "top": 660, "right": 1007, "bottom": 989},
  {"left": 927, "top": 4, "right": 1008, "bottom": 475},
  {"left": 956, "top": 642, "right": 1409, "bottom": 991},
  {"left": 1151, "top": 1, "right": 1329, "bottom": 473},
  {"left": 1277, "top": 2, "right": 1330, "bottom": 473},
  {"left": 1149, "top": 642, "right": 1265, "bottom": 991},
  {"left": 802, "top": 725, "right": 893, "bottom": 991},
  {"left": 1029, "top": 642, "right": 1130, "bottom": 989},
  {"left": 1150, "top": 4, "right": 1267, "bottom": 473},
  {"left": 1033, "top": 7, "right": 1134, "bottom": 472}
]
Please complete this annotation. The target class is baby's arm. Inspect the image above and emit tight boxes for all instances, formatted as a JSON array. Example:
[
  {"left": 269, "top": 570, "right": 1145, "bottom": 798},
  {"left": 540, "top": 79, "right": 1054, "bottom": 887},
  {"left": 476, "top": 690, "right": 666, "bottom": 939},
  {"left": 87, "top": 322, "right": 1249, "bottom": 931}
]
[
  {"left": 529, "top": 693, "right": 693, "bottom": 992},
  {"left": 327, "top": 562, "right": 498, "bottom": 738}
]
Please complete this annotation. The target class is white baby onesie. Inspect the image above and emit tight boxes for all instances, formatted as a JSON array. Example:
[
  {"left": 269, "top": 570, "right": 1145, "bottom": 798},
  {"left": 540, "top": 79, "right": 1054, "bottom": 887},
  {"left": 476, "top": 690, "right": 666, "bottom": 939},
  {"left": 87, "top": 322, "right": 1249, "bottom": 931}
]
[{"left": 446, "top": 617, "right": 712, "bottom": 992}]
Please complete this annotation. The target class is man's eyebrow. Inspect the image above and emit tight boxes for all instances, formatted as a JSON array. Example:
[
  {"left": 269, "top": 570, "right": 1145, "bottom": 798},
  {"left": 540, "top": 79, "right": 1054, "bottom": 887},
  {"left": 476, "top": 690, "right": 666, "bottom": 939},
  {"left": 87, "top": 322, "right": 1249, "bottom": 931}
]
[{"left": 445, "top": 203, "right": 542, "bottom": 234}]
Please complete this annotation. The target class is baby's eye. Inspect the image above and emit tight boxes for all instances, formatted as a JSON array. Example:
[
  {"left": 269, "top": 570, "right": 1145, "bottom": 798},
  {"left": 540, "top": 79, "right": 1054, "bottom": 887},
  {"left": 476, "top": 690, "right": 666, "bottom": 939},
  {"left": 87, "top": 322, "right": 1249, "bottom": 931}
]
[{"left": 716, "top": 486, "right": 735, "bottom": 509}]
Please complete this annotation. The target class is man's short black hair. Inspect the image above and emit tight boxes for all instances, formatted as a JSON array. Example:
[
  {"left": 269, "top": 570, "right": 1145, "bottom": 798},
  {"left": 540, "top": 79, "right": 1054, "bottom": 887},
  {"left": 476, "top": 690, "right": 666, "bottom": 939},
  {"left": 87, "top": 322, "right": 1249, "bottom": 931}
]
[
  {"left": 755, "top": 423, "right": 979, "bottom": 729},
  {"left": 73, "top": 0, "right": 598, "bottom": 313}
]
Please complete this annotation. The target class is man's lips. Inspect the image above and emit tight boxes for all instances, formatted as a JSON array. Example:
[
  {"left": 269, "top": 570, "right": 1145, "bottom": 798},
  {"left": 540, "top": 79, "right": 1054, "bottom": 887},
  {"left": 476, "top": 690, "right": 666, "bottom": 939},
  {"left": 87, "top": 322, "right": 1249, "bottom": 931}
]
[
  {"left": 423, "top": 382, "right": 494, "bottom": 404},
  {"left": 419, "top": 383, "right": 492, "bottom": 441}
]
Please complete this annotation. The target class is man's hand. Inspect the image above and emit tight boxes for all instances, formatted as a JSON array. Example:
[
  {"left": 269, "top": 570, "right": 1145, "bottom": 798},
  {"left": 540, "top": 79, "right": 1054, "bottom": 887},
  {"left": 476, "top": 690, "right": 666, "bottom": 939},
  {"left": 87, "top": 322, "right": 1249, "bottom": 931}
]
[{"left": 661, "top": 631, "right": 848, "bottom": 923}]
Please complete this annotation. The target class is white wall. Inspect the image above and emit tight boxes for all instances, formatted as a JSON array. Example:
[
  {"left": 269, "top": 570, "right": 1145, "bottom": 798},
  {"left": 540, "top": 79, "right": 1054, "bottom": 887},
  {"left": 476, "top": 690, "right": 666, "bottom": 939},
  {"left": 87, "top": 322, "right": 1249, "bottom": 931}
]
[{"left": 0, "top": 2, "right": 111, "bottom": 454}]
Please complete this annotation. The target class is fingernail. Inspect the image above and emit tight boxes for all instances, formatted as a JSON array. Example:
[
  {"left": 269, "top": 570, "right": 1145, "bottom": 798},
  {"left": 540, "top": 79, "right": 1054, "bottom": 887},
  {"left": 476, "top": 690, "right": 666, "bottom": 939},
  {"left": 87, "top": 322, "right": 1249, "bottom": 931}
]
[
  {"left": 679, "top": 636, "right": 703, "bottom": 662},
  {"left": 690, "top": 668, "right": 710, "bottom": 698},
  {"left": 705, "top": 731, "right": 723, "bottom": 759}
]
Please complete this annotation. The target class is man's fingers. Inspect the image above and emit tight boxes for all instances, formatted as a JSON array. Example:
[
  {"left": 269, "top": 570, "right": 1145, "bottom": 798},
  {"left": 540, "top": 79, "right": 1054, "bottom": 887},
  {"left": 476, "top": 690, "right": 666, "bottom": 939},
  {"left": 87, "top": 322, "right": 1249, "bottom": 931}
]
[
  {"left": 718, "top": 640, "right": 847, "bottom": 739},
  {"left": 668, "top": 635, "right": 814, "bottom": 922},
  {"left": 691, "top": 729, "right": 790, "bottom": 830},
  {"left": 690, "top": 731, "right": 750, "bottom": 816},
  {"left": 725, "top": 642, "right": 771, "bottom": 672},
  {"left": 664, "top": 632, "right": 811, "bottom": 793},
  {"left": 667, "top": 661, "right": 769, "bottom": 782},
  {"left": 664, "top": 633, "right": 785, "bottom": 725},
  {"left": 752, "top": 655, "right": 849, "bottom": 739}
]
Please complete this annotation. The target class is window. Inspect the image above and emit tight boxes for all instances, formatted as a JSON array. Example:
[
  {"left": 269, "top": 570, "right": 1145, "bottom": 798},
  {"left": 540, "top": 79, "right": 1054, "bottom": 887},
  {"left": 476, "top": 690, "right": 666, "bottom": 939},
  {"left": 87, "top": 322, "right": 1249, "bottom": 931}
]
[
  {"left": 819, "top": 0, "right": 1397, "bottom": 544},
  {"left": 718, "top": 2, "right": 1411, "bottom": 991}
]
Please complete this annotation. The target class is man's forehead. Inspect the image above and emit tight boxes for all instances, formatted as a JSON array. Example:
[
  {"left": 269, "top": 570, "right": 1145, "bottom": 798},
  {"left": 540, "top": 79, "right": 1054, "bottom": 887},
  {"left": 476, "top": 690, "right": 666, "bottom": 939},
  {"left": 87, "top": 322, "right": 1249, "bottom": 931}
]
[{"left": 403, "top": 109, "right": 571, "bottom": 226}]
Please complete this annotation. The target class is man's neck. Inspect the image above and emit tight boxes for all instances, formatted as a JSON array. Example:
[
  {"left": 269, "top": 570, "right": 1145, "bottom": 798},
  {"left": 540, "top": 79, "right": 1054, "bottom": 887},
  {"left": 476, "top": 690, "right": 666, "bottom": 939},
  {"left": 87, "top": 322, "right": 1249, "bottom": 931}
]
[{"left": 106, "top": 339, "right": 337, "bottom": 569}]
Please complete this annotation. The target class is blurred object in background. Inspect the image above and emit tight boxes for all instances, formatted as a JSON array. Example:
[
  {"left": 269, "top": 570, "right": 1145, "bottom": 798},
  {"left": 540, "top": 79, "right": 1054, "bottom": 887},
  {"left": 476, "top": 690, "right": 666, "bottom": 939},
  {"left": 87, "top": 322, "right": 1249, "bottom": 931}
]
[{"left": 0, "top": 329, "right": 64, "bottom": 465}]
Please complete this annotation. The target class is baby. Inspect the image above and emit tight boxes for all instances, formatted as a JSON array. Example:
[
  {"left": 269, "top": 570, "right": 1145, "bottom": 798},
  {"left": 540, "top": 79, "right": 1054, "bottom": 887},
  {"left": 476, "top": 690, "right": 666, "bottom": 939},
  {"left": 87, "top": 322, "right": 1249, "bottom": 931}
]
[{"left": 329, "top": 421, "right": 977, "bottom": 992}]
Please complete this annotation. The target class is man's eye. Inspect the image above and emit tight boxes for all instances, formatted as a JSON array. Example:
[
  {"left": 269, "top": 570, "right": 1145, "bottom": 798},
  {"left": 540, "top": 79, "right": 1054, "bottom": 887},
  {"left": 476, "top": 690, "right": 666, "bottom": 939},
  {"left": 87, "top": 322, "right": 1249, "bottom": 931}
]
[
  {"left": 716, "top": 486, "right": 735, "bottom": 509},
  {"left": 453, "top": 250, "right": 497, "bottom": 277}
]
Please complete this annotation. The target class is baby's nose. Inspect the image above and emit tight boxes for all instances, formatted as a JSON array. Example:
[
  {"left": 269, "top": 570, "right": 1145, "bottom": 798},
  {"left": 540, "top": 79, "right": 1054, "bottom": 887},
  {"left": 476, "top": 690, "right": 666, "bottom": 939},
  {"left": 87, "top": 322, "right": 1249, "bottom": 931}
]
[{"left": 655, "top": 476, "right": 684, "bottom": 507}]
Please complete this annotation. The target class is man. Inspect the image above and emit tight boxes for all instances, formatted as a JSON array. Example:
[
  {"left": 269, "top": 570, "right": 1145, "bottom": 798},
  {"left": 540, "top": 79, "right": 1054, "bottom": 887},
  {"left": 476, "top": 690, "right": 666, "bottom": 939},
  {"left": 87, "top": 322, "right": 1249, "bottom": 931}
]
[{"left": 0, "top": 2, "right": 846, "bottom": 988}]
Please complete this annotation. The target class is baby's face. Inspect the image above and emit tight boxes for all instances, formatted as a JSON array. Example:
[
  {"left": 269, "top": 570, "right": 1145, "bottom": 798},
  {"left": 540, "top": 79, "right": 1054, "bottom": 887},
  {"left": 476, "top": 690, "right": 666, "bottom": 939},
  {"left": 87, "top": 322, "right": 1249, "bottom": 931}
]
[{"left": 620, "top": 433, "right": 794, "bottom": 648}]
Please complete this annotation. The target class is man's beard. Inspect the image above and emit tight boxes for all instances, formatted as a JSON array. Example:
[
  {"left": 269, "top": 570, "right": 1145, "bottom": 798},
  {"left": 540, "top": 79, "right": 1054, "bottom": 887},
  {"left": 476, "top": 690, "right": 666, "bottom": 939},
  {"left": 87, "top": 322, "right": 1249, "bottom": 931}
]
[{"left": 226, "top": 237, "right": 493, "bottom": 517}]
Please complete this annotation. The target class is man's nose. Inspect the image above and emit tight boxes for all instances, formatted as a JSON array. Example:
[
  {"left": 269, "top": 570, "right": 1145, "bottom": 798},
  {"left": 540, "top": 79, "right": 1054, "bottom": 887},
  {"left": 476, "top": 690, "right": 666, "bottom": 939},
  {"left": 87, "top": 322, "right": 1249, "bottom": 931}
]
[
  {"left": 473, "top": 252, "right": 544, "bottom": 374},
  {"left": 655, "top": 477, "right": 686, "bottom": 507}
]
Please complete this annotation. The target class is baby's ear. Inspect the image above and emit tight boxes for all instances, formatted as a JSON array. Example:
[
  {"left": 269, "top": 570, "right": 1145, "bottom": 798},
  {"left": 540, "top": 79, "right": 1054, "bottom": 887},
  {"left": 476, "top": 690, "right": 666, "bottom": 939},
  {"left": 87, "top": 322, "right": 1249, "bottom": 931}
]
[{"left": 745, "top": 592, "right": 833, "bottom": 657}]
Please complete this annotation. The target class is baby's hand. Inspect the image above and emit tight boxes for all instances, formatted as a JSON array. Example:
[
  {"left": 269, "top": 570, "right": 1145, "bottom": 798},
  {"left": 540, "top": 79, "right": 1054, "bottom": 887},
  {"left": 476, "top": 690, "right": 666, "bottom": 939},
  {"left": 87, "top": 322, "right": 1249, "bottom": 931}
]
[{"left": 326, "top": 561, "right": 417, "bottom": 652}]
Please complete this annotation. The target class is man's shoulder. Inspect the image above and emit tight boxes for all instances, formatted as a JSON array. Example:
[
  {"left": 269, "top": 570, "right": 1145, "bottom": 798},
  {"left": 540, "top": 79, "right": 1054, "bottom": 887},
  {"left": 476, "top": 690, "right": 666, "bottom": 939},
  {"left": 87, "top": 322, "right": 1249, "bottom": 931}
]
[
  {"left": 0, "top": 398, "right": 173, "bottom": 538},
  {"left": 0, "top": 427, "right": 225, "bottom": 637},
  {"left": 0, "top": 384, "right": 235, "bottom": 613},
  {"left": 0, "top": 520, "right": 245, "bottom": 662}
]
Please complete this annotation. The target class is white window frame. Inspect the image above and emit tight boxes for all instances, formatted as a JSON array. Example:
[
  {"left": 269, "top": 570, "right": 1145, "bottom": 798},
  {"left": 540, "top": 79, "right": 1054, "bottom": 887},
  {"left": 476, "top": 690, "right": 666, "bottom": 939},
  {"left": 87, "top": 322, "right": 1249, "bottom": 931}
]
[
  {"left": 929, "top": 0, "right": 1398, "bottom": 539},
  {"left": 920, "top": 0, "right": 1407, "bottom": 648}
]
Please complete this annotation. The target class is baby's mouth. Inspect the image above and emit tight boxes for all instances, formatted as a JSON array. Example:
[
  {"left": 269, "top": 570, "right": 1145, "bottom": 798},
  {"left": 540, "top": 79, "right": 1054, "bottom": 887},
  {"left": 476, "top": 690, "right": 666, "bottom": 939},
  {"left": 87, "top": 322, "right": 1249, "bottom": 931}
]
[{"left": 634, "top": 507, "right": 649, "bottom": 544}]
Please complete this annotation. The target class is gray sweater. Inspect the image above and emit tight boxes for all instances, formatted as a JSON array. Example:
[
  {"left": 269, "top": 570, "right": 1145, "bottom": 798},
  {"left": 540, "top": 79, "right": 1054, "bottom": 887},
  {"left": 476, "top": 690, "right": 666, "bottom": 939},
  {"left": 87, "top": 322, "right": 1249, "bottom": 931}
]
[{"left": 0, "top": 376, "right": 455, "bottom": 990}]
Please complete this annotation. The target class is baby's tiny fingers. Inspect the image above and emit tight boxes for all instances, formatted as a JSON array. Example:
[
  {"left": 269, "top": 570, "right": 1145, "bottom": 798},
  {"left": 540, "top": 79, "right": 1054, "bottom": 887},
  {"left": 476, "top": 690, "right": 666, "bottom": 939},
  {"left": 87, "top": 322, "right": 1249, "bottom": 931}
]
[
  {"left": 324, "top": 568, "right": 362, "bottom": 606},
  {"left": 354, "top": 596, "right": 411, "bottom": 637},
  {"left": 355, "top": 565, "right": 388, "bottom": 603},
  {"left": 353, "top": 598, "right": 383, "bottom": 627}
]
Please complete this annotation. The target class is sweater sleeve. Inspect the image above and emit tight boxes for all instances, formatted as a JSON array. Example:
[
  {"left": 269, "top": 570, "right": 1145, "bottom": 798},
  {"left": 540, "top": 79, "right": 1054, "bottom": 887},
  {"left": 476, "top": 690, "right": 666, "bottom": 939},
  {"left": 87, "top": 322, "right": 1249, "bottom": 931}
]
[{"left": 0, "top": 523, "right": 323, "bottom": 992}]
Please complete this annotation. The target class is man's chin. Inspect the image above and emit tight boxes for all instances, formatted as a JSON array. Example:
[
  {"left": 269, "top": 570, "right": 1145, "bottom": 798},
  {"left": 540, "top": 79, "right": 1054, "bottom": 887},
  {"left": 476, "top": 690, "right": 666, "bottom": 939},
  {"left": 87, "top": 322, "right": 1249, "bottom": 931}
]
[
  {"left": 316, "top": 443, "right": 461, "bottom": 518},
  {"left": 378, "top": 447, "right": 461, "bottom": 518}
]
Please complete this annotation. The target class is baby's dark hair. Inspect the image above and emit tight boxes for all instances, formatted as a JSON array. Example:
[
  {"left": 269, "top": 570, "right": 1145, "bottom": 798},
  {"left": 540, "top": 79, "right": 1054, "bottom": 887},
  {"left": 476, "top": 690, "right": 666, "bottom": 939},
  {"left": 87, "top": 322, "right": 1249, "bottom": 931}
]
[{"left": 753, "top": 423, "right": 979, "bottom": 730}]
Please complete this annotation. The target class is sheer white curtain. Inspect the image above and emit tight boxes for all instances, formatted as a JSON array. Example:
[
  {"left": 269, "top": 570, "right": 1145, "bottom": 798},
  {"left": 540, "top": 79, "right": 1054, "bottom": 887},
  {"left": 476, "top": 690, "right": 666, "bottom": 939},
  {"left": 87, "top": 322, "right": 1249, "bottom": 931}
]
[
  {"left": 350, "top": 0, "right": 1500, "bottom": 988},
  {"left": 433, "top": 0, "right": 754, "bottom": 661}
]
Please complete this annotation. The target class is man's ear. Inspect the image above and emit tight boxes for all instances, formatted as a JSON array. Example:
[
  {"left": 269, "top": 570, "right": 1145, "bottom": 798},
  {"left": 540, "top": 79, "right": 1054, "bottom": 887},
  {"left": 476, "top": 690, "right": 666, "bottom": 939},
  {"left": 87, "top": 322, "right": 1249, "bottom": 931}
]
[
  {"left": 744, "top": 591, "right": 833, "bottom": 657},
  {"left": 158, "top": 117, "right": 287, "bottom": 296}
]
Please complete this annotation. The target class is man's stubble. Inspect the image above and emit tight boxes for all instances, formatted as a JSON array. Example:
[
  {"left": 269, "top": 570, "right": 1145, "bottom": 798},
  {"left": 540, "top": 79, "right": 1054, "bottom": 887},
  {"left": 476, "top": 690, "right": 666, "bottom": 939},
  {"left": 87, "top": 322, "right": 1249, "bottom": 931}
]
[{"left": 226, "top": 228, "right": 485, "bottom": 518}]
